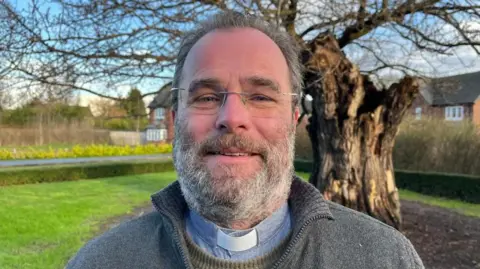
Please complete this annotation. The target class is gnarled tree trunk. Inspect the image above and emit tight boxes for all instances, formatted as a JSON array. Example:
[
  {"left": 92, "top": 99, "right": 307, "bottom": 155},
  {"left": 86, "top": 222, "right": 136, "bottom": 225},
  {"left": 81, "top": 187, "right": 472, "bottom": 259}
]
[{"left": 301, "top": 34, "right": 419, "bottom": 230}]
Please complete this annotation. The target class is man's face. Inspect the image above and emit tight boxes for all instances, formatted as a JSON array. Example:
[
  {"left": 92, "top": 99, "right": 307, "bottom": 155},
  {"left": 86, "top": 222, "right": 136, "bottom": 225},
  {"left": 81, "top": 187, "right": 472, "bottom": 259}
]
[{"left": 173, "top": 28, "right": 299, "bottom": 227}]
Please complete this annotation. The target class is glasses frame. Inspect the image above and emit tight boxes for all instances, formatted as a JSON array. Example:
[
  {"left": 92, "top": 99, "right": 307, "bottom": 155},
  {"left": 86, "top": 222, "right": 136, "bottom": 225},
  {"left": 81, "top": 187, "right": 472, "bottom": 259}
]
[{"left": 171, "top": 87, "right": 299, "bottom": 111}]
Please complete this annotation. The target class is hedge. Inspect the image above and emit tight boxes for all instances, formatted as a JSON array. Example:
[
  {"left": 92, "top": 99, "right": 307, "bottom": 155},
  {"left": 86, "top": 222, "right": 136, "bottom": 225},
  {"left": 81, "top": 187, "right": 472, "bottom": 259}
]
[
  {"left": 293, "top": 159, "right": 480, "bottom": 204},
  {"left": 0, "top": 160, "right": 175, "bottom": 186},
  {"left": 294, "top": 159, "right": 314, "bottom": 173},
  {"left": 395, "top": 170, "right": 480, "bottom": 204}
]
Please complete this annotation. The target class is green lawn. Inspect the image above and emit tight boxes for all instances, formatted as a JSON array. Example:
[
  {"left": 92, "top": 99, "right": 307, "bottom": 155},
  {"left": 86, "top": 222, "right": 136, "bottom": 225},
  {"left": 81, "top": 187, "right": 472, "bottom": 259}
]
[
  {"left": 399, "top": 190, "right": 480, "bottom": 218},
  {"left": 296, "top": 172, "right": 480, "bottom": 218},
  {"left": 0, "top": 171, "right": 177, "bottom": 269}
]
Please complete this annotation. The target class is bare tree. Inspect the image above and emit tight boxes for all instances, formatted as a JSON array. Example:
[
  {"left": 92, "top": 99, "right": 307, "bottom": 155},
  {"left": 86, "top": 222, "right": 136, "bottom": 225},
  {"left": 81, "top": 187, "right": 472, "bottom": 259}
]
[
  {"left": 89, "top": 97, "right": 116, "bottom": 118},
  {"left": 1, "top": 0, "right": 479, "bottom": 228}
]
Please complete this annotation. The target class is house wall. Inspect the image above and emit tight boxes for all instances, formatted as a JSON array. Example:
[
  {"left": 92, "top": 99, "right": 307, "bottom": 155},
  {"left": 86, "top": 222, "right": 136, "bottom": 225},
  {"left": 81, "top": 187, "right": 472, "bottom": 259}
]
[
  {"left": 465, "top": 104, "right": 474, "bottom": 120},
  {"left": 439, "top": 104, "right": 473, "bottom": 121},
  {"left": 148, "top": 107, "right": 174, "bottom": 143},
  {"left": 410, "top": 94, "right": 437, "bottom": 119},
  {"left": 410, "top": 95, "right": 474, "bottom": 122},
  {"left": 148, "top": 109, "right": 155, "bottom": 125},
  {"left": 473, "top": 99, "right": 480, "bottom": 126},
  {"left": 165, "top": 108, "right": 174, "bottom": 143}
]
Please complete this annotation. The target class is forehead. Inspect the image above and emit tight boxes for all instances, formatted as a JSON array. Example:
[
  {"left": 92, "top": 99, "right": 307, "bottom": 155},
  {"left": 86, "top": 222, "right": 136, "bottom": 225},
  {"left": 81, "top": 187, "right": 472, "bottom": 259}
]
[{"left": 181, "top": 28, "right": 290, "bottom": 88}]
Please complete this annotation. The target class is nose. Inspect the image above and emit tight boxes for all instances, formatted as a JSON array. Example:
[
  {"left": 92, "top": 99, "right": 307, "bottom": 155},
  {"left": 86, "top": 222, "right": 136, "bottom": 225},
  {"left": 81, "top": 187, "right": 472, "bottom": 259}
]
[{"left": 215, "top": 92, "right": 251, "bottom": 133}]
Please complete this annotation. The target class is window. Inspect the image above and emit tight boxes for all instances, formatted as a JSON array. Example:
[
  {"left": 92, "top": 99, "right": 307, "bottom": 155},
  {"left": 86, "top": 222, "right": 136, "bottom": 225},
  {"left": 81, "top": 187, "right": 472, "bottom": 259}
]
[
  {"left": 415, "top": 107, "right": 422, "bottom": 120},
  {"left": 160, "top": 129, "right": 167, "bottom": 140},
  {"left": 445, "top": 106, "right": 464, "bottom": 121},
  {"left": 146, "top": 128, "right": 168, "bottom": 142},
  {"left": 155, "top": 108, "right": 165, "bottom": 120}
]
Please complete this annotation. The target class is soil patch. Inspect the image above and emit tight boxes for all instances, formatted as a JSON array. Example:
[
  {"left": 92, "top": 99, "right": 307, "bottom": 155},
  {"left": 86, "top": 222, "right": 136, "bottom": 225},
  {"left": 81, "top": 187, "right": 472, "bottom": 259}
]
[{"left": 402, "top": 200, "right": 480, "bottom": 269}]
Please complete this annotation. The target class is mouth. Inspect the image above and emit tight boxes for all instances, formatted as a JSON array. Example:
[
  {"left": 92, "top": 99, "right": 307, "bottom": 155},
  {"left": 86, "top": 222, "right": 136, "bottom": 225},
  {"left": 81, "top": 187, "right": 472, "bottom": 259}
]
[{"left": 205, "top": 148, "right": 260, "bottom": 157}]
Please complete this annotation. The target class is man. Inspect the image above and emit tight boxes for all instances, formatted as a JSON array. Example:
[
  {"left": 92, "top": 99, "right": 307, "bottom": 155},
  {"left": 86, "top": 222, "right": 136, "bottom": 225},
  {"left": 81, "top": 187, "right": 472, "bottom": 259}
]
[{"left": 67, "top": 11, "right": 424, "bottom": 269}]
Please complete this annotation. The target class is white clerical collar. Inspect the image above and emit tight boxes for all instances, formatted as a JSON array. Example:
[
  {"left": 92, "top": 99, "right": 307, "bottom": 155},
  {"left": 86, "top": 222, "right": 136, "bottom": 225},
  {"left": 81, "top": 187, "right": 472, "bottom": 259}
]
[
  {"left": 185, "top": 202, "right": 290, "bottom": 253},
  {"left": 216, "top": 228, "right": 258, "bottom": 252}
]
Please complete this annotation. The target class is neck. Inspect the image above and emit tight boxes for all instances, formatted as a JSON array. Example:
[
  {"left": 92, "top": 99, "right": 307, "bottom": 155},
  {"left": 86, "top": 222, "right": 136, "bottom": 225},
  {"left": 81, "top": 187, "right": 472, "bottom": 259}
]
[{"left": 210, "top": 199, "right": 285, "bottom": 230}]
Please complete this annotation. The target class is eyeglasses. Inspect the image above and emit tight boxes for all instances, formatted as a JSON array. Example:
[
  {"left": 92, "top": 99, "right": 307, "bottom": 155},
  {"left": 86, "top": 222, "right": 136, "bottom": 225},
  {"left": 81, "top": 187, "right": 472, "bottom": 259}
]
[{"left": 171, "top": 87, "right": 298, "bottom": 118}]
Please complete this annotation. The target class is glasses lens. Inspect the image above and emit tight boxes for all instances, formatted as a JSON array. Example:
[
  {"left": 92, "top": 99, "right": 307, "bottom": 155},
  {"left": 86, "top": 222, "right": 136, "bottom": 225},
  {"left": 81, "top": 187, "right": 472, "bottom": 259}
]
[{"left": 180, "top": 91, "right": 296, "bottom": 118}]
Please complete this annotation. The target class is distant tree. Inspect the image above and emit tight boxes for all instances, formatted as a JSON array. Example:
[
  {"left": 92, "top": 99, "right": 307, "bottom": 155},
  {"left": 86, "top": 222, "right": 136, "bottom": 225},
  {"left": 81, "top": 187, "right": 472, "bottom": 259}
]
[
  {"left": 122, "top": 88, "right": 146, "bottom": 118},
  {"left": 120, "top": 87, "right": 146, "bottom": 132},
  {"left": 2, "top": 107, "right": 35, "bottom": 126},
  {"left": 90, "top": 98, "right": 117, "bottom": 118}
]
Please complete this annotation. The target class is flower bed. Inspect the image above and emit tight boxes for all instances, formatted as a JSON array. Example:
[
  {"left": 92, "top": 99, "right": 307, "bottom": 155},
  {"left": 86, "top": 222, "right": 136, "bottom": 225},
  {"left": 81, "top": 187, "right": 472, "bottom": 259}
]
[{"left": 0, "top": 143, "right": 172, "bottom": 160}]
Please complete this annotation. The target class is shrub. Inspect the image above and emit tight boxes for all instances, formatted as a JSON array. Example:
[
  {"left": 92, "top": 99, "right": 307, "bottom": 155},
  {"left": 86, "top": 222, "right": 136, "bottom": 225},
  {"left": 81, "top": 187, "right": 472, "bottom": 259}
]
[
  {"left": 0, "top": 143, "right": 173, "bottom": 160},
  {"left": 396, "top": 170, "right": 480, "bottom": 204},
  {"left": 1, "top": 104, "right": 94, "bottom": 127},
  {"left": 0, "top": 160, "right": 175, "bottom": 186},
  {"left": 103, "top": 118, "right": 133, "bottom": 130},
  {"left": 295, "top": 116, "right": 480, "bottom": 176},
  {"left": 294, "top": 159, "right": 314, "bottom": 173},
  {"left": 96, "top": 117, "right": 149, "bottom": 131},
  {"left": 394, "top": 116, "right": 480, "bottom": 175}
]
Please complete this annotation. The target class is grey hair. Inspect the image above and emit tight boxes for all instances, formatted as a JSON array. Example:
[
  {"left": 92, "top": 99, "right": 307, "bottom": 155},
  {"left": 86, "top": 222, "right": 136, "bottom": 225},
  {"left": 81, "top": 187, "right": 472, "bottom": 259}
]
[{"left": 171, "top": 11, "right": 303, "bottom": 111}]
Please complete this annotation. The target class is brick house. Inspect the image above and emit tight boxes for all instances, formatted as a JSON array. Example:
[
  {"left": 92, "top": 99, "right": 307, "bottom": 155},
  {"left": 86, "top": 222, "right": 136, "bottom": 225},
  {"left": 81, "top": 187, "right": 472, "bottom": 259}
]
[
  {"left": 146, "top": 83, "right": 174, "bottom": 143},
  {"left": 410, "top": 71, "right": 480, "bottom": 125}
]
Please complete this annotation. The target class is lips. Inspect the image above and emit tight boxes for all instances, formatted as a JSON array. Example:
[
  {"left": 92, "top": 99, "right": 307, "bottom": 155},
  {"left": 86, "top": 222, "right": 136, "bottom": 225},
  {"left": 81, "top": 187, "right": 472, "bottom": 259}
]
[{"left": 212, "top": 152, "right": 252, "bottom": 156}]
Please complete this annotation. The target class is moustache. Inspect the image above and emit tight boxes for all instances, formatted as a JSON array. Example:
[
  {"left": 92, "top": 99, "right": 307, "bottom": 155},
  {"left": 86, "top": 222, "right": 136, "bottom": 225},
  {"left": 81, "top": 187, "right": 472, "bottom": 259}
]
[{"left": 197, "top": 134, "right": 269, "bottom": 158}]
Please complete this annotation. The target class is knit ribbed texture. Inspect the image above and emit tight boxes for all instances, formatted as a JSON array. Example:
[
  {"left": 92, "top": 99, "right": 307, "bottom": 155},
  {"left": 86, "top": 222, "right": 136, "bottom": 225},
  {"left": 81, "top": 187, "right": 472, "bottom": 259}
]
[{"left": 184, "top": 232, "right": 290, "bottom": 269}]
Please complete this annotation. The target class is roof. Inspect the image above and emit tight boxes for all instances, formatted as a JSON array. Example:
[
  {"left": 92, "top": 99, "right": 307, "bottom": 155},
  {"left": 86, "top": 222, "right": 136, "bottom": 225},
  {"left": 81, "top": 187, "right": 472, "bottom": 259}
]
[
  {"left": 424, "top": 71, "right": 480, "bottom": 106},
  {"left": 148, "top": 82, "right": 172, "bottom": 109}
]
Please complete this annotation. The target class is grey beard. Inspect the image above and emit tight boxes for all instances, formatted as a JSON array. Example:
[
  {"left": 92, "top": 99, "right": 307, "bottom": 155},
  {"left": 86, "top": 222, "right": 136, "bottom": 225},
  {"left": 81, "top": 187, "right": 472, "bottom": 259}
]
[{"left": 172, "top": 121, "right": 296, "bottom": 228}]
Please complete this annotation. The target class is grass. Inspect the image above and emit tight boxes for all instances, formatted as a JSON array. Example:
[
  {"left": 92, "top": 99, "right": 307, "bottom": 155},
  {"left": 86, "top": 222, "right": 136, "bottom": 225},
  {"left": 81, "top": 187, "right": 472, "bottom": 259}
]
[
  {"left": 399, "top": 190, "right": 480, "bottom": 218},
  {"left": 0, "top": 171, "right": 177, "bottom": 269},
  {"left": 296, "top": 172, "right": 480, "bottom": 218}
]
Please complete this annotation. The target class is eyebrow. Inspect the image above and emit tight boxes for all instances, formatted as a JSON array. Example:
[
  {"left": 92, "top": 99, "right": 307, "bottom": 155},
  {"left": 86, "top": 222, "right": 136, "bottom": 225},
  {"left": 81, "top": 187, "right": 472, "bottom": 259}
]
[
  {"left": 187, "top": 76, "right": 280, "bottom": 93},
  {"left": 188, "top": 78, "right": 224, "bottom": 93},
  {"left": 241, "top": 76, "right": 280, "bottom": 93}
]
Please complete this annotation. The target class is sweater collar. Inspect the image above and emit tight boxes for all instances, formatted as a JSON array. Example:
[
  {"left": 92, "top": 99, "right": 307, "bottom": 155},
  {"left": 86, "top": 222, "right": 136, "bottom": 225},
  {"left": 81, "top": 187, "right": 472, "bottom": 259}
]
[{"left": 150, "top": 176, "right": 334, "bottom": 233}]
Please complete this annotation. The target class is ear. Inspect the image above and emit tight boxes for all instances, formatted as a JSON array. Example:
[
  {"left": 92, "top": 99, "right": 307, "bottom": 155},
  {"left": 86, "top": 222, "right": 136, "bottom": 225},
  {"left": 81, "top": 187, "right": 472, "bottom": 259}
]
[{"left": 294, "top": 106, "right": 300, "bottom": 124}]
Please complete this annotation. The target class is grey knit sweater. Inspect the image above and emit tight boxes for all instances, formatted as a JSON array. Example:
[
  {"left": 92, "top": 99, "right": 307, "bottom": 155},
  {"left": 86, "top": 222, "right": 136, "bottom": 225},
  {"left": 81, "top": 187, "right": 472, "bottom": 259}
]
[{"left": 66, "top": 177, "right": 424, "bottom": 269}]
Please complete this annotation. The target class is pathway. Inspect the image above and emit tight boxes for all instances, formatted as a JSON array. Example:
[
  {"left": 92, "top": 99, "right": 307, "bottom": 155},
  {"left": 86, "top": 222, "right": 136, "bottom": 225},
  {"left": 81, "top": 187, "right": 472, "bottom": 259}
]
[{"left": 0, "top": 154, "right": 172, "bottom": 167}]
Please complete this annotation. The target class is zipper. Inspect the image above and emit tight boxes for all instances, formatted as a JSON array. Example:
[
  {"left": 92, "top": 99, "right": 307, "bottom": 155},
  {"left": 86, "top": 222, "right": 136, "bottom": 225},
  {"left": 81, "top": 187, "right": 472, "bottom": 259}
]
[
  {"left": 151, "top": 199, "right": 191, "bottom": 269},
  {"left": 271, "top": 214, "right": 331, "bottom": 269}
]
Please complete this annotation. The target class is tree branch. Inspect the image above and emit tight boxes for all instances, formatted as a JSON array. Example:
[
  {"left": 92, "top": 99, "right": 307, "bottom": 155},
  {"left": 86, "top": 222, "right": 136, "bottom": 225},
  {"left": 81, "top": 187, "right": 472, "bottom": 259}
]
[
  {"left": 282, "top": 0, "right": 299, "bottom": 39},
  {"left": 337, "top": 0, "right": 441, "bottom": 48}
]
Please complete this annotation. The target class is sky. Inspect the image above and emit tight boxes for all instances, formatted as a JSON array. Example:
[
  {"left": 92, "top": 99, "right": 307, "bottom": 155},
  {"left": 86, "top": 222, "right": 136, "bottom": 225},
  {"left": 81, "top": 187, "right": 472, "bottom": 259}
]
[{"left": 6, "top": 0, "right": 480, "bottom": 109}]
